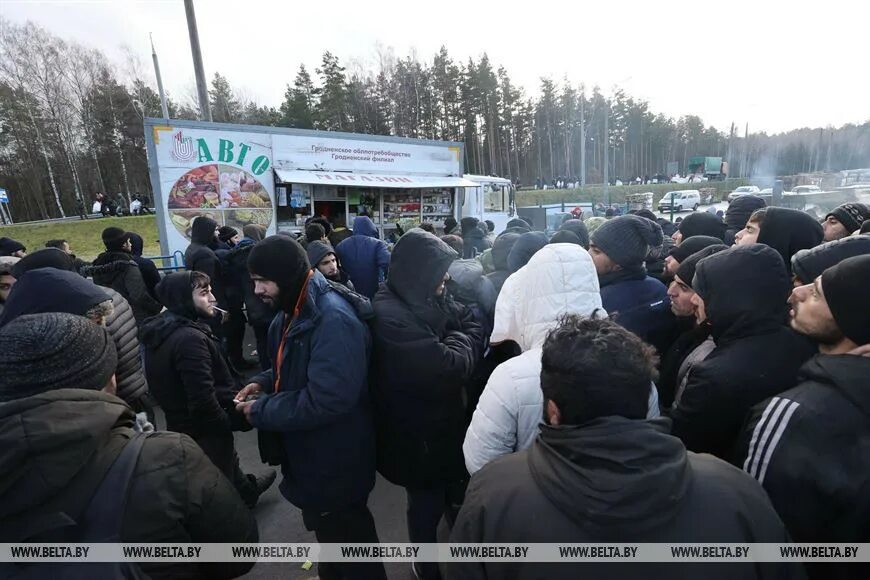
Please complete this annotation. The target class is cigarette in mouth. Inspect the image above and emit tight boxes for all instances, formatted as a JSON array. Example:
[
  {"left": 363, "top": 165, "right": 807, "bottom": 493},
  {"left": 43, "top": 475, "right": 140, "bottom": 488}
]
[{"left": 213, "top": 306, "right": 228, "bottom": 314}]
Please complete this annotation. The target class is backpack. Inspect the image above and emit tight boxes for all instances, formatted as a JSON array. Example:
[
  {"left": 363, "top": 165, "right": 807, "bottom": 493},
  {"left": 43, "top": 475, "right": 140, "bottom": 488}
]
[{"left": 7, "top": 433, "right": 153, "bottom": 580}]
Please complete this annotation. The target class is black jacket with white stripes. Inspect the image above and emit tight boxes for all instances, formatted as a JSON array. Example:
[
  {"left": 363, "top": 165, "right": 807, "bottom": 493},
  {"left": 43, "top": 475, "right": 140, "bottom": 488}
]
[{"left": 737, "top": 354, "right": 870, "bottom": 547}]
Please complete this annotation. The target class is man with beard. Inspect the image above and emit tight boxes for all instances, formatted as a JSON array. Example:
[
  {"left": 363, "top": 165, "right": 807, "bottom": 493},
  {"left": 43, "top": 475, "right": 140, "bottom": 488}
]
[
  {"left": 235, "top": 236, "right": 385, "bottom": 580},
  {"left": 306, "top": 240, "right": 355, "bottom": 290},
  {"left": 184, "top": 216, "right": 228, "bottom": 330},
  {"left": 735, "top": 207, "right": 824, "bottom": 275},
  {"left": 821, "top": 202, "right": 870, "bottom": 241},
  {"left": 370, "top": 229, "right": 484, "bottom": 580},
  {"left": 658, "top": 244, "right": 728, "bottom": 408},
  {"left": 669, "top": 244, "right": 817, "bottom": 459},
  {"left": 141, "top": 271, "right": 275, "bottom": 507},
  {"left": 738, "top": 255, "right": 870, "bottom": 580}
]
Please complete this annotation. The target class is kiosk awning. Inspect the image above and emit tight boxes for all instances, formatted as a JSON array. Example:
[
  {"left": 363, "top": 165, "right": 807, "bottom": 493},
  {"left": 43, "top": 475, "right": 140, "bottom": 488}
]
[{"left": 274, "top": 169, "right": 477, "bottom": 189}]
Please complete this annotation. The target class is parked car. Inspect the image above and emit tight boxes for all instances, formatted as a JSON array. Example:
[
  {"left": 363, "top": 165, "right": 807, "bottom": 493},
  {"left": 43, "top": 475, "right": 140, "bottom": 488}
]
[
  {"left": 791, "top": 185, "right": 822, "bottom": 195},
  {"left": 658, "top": 190, "right": 701, "bottom": 212},
  {"left": 727, "top": 185, "right": 762, "bottom": 202}
]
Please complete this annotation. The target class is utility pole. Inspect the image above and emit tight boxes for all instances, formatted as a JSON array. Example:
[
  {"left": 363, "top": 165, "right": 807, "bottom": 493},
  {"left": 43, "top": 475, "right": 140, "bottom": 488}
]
[
  {"left": 603, "top": 100, "right": 610, "bottom": 204},
  {"left": 184, "top": 0, "right": 212, "bottom": 122},
  {"left": 580, "top": 96, "right": 586, "bottom": 187},
  {"left": 151, "top": 34, "right": 170, "bottom": 119}
]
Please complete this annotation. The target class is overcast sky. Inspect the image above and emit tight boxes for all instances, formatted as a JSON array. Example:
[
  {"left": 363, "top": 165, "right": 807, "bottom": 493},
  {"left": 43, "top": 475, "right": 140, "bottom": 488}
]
[{"left": 4, "top": 0, "right": 868, "bottom": 134}]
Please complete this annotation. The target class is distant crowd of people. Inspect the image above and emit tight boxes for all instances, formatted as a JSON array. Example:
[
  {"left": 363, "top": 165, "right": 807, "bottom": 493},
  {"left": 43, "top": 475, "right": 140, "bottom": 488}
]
[{"left": 1, "top": 197, "right": 869, "bottom": 580}]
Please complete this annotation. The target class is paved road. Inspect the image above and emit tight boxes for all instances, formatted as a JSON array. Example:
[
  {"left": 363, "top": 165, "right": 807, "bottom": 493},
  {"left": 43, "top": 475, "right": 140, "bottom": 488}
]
[{"left": 227, "top": 334, "right": 413, "bottom": 580}]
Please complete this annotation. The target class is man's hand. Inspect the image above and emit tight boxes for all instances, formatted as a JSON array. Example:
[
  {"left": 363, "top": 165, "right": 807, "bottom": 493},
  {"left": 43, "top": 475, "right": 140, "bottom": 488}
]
[
  {"left": 235, "top": 400, "right": 256, "bottom": 421},
  {"left": 847, "top": 344, "right": 870, "bottom": 358},
  {"left": 234, "top": 382, "right": 262, "bottom": 403}
]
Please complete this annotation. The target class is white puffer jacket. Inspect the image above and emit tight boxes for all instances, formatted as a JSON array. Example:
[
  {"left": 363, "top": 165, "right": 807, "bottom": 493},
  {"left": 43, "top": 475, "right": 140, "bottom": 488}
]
[{"left": 463, "top": 243, "right": 660, "bottom": 474}]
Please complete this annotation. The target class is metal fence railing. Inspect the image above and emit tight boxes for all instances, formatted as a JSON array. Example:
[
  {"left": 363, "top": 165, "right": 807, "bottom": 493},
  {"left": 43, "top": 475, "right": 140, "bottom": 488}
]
[{"left": 146, "top": 250, "right": 186, "bottom": 273}]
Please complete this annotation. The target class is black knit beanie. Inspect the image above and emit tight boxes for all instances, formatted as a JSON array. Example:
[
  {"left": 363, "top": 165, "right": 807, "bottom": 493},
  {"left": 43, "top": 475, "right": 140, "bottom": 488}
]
[
  {"left": 591, "top": 215, "right": 664, "bottom": 268},
  {"left": 669, "top": 235, "right": 724, "bottom": 264},
  {"left": 559, "top": 219, "right": 590, "bottom": 249},
  {"left": 826, "top": 203, "right": 870, "bottom": 234},
  {"left": 0, "top": 237, "right": 26, "bottom": 257},
  {"left": 218, "top": 226, "right": 238, "bottom": 244},
  {"left": 675, "top": 244, "right": 729, "bottom": 288},
  {"left": 821, "top": 254, "right": 870, "bottom": 346},
  {"left": 678, "top": 212, "right": 726, "bottom": 241},
  {"left": 101, "top": 227, "right": 129, "bottom": 252},
  {"left": 0, "top": 312, "right": 118, "bottom": 402},
  {"left": 460, "top": 216, "right": 480, "bottom": 235},
  {"left": 247, "top": 236, "right": 311, "bottom": 312},
  {"left": 791, "top": 235, "right": 870, "bottom": 284},
  {"left": 549, "top": 230, "right": 583, "bottom": 246},
  {"left": 190, "top": 216, "right": 218, "bottom": 245}
]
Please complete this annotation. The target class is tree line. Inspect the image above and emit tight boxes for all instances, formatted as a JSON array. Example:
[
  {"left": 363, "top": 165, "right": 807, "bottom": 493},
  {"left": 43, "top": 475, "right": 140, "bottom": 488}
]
[{"left": 1, "top": 17, "right": 869, "bottom": 222}]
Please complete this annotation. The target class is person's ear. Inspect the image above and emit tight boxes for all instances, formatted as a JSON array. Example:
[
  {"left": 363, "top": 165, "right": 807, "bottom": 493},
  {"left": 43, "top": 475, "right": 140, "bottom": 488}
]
[
  {"left": 546, "top": 399, "right": 561, "bottom": 426},
  {"left": 102, "top": 374, "right": 117, "bottom": 396}
]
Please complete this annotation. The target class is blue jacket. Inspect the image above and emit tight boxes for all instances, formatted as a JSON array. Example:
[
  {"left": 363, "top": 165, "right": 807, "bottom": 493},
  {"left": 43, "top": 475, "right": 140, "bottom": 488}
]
[
  {"left": 336, "top": 216, "right": 390, "bottom": 299},
  {"left": 249, "top": 271, "right": 376, "bottom": 512},
  {"left": 600, "top": 275, "right": 674, "bottom": 350}
]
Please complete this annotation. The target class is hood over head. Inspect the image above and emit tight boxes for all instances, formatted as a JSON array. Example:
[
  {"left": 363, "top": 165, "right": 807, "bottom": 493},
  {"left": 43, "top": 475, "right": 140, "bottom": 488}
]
[
  {"left": 190, "top": 216, "right": 218, "bottom": 245},
  {"left": 242, "top": 223, "right": 267, "bottom": 241},
  {"left": 387, "top": 229, "right": 457, "bottom": 305},
  {"left": 693, "top": 244, "right": 790, "bottom": 342},
  {"left": 155, "top": 271, "right": 198, "bottom": 319},
  {"left": 127, "top": 232, "right": 145, "bottom": 257},
  {"left": 677, "top": 212, "right": 726, "bottom": 241},
  {"left": 791, "top": 234, "right": 870, "bottom": 284},
  {"left": 507, "top": 231, "right": 549, "bottom": 273},
  {"left": 756, "top": 207, "right": 824, "bottom": 274},
  {"left": 460, "top": 216, "right": 480, "bottom": 236},
  {"left": 0, "top": 237, "right": 26, "bottom": 257},
  {"left": 668, "top": 235, "right": 724, "bottom": 264},
  {"left": 11, "top": 248, "right": 75, "bottom": 279},
  {"left": 306, "top": 240, "right": 337, "bottom": 270},
  {"left": 549, "top": 230, "right": 583, "bottom": 246},
  {"left": 0, "top": 389, "right": 132, "bottom": 524},
  {"left": 0, "top": 268, "right": 110, "bottom": 329},
  {"left": 674, "top": 244, "right": 729, "bottom": 288},
  {"left": 726, "top": 195, "right": 767, "bottom": 231},
  {"left": 528, "top": 417, "right": 690, "bottom": 536},
  {"left": 505, "top": 217, "right": 532, "bottom": 232},
  {"left": 492, "top": 244, "right": 604, "bottom": 351},
  {"left": 491, "top": 232, "right": 521, "bottom": 272},
  {"left": 352, "top": 216, "right": 379, "bottom": 238},
  {"left": 558, "top": 219, "right": 590, "bottom": 249}
]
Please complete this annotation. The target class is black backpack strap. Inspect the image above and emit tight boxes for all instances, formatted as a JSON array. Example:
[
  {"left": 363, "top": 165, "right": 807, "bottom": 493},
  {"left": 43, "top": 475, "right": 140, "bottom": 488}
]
[{"left": 78, "top": 432, "right": 152, "bottom": 542}]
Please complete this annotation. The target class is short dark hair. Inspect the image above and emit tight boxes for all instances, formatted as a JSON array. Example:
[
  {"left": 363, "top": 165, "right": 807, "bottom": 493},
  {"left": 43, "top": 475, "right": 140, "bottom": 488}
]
[
  {"left": 305, "top": 223, "right": 326, "bottom": 243},
  {"left": 310, "top": 216, "right": 333, "bottom": 236},
  {"left": 440, "top": 234, "right": 464, "bottom": 254},
  {"left": 541, "top": 315, "right": 658, "bottom": 425},
  {"left": 418, "top": 222, "right": 436, "bottom": 234},
  {"left": 190, "top": 271, "right": 211, "bottom": 291},
  {"left": 748, "top": 207, "right": 768, "bottom": 225},
  {"left": 484, "top": 220, "right": 495, "bottom": 232},
  {"left": 45, "top": 239, "right": 67, "bottom": 250}
]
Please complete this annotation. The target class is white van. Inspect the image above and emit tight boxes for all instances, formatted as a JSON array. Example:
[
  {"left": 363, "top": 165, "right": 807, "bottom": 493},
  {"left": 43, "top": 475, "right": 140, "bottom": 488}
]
[{"left": 658, "top": 190, "right": 701, "bottom": 212}]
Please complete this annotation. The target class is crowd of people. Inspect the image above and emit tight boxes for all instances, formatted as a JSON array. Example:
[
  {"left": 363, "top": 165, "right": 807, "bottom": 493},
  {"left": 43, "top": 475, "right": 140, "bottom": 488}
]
[{"left": 1, "top": 197, "right": 869, "bottom": 580}]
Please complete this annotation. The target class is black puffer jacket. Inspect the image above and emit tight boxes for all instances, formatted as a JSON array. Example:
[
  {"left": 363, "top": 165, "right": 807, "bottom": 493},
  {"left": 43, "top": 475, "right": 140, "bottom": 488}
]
[
  {"left": 0, "top": 389, "right": 257, "bottom": 580},
  {"left": 451, "top": 417, "right": 802, "bottom": 580},
  {"left": 104, "top": 287, "right": 148, "bottom": 405},
  {"left": 670, "top": 245, "right": 816, "bottom": 459},
  {"left": 89, "top": 251, "right": 162, "bottom": 324},
  {"left": 372, "top": 230, "right": 485, "bottom": 488},
  {"left": 737, "top": 355, "right": 870, "bottom": 544},
  {"left": 757, "top": 207, "right": 824, "bottom": 275}
]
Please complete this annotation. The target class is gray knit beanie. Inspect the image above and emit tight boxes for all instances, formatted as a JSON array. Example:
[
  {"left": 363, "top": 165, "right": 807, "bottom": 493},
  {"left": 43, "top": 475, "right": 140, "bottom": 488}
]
[
  {"left": 591, "top": 215, "right": 664, "bottom": 267},
  {"left": 0, "top": 312, "right": 117, "bottom": 402}
]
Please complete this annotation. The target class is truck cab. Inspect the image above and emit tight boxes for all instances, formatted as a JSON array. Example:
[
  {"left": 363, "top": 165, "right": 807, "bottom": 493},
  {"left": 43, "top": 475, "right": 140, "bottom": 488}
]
[{"left": 459, "top": 175, "right": 515, "bottom": 233}]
